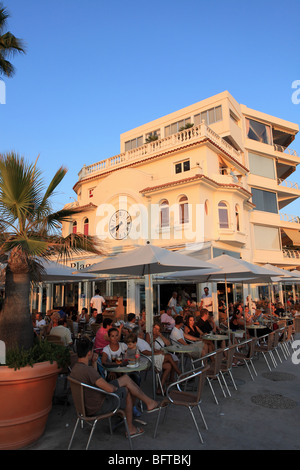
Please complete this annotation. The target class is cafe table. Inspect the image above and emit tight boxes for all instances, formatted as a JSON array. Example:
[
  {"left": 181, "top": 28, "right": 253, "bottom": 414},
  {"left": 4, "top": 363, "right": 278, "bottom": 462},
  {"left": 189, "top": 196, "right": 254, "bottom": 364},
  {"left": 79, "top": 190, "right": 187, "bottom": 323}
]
[
  {"left": 202, "top": 333, "right": 229, "bottom": 350},
  {"left": 164, "top": 343, "right": 200, "bottom": 373},
  {"left": 102, "top": 356, "right": 150, "bottom": 374},
  {"left": 246, "top": 324, "right": 267, "bottom": 337}
]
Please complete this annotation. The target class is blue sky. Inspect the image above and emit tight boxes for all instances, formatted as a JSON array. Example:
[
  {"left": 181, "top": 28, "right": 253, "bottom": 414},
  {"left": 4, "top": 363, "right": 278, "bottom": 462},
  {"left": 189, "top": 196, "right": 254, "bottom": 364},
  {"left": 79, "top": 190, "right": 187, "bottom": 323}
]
[{"left": 1, "top": 0, "right": 300, "bottom": 214}]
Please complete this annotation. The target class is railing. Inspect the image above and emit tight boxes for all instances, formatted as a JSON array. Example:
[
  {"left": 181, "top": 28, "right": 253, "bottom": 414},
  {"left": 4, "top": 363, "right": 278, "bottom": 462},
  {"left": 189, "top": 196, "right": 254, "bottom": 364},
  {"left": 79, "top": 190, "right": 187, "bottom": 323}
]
[
  {"left": 78, "top": 122, "right": 243, "bottom": 180},
  {"left": 274, "top": 144, "right": 299, "bottom": 157},
  {"left": 277, "top": 178, "right": 299, "bottom": 190},
  {"left": 283, "top": 249, "right": 300, "bottom": 259},
  {"left": 280, "top": 213, "right": 300, "bottom": 224}
]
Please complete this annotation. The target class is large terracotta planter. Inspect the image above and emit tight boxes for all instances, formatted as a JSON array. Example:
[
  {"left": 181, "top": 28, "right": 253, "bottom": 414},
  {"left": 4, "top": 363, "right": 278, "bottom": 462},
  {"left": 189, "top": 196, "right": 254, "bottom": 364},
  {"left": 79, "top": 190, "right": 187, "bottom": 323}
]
[{"left": 0, "top": 361, "right": 61, "bottom": 450}]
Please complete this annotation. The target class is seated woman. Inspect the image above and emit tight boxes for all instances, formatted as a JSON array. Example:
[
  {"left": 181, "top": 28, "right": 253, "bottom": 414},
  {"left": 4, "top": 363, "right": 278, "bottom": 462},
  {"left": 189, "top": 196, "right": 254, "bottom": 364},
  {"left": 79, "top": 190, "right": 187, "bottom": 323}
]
[
  {"left": 101, "top": 327, "right": 127, "bottom": 364},
  {"left": 143, "top": 324, "right": 181, "bottom": 394},
  {"left": 184, "top": 315, "right": 202, "bottom": 339},
  {"left": 94, "top": 318, "right": 113, "bottom": 354}
]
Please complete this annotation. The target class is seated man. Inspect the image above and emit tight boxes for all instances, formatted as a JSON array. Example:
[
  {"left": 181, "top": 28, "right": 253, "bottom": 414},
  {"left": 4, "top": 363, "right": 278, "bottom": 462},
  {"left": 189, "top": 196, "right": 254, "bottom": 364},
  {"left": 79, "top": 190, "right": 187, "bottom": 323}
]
[
  {"left": 170, "top": 315, "right": 207, "bottom": 357},
  {"left": 70, "top": 337, "right": 159, "bottom": 438},
  {"left": 49, "top": 312, "right": 73, "bottom": 347},
  {"left": 160, "top": 308, "right": 175, "bottom": 330}
]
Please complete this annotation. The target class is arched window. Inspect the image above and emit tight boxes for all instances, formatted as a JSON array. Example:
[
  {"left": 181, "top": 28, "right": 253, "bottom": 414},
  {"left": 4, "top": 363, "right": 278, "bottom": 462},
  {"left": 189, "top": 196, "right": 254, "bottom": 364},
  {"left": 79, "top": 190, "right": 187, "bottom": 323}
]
[
  {"left": 179, "top": 195, "right": 189, "bottom": 224},
  {"left": 160, "top": 200, "right": 169, "bottom": 228},
  {"left": 218, "top": 201, "right": 229, "bottom": 229},
  {"left": 72, "top": 221, "right": 77, "bottom": 234},
  {"left": 235, "top": 204, "right": 240, "bottom": 232},
  {"left": 205, "top": 199, "right": 209, "bottom": 216},
  {"left": 83, "top": 218, "right": 89, "bottom": 236}
]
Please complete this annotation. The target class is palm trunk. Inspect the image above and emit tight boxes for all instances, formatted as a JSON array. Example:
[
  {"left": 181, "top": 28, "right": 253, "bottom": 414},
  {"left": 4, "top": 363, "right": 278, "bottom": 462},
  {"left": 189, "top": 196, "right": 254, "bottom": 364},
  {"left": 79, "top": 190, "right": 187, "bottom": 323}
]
[{"left": 0, "top": 251, "right": 34, "bottom": 351}]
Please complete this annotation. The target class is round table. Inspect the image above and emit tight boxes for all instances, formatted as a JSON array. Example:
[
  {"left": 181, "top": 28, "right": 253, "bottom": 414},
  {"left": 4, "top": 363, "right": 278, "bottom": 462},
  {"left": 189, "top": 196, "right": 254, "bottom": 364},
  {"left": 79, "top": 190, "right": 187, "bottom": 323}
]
[
  {"left": 164, "top": 343, "right": 201, "bottom": 373},
  {"left": 202, "top": 334, "right": 228, "bottom": 349},
  {"left": 246, "top": 324, "right": 267, "bottom": 337},
  {"left": 103, "top": 357, "right": 150, "bottom": 374}
]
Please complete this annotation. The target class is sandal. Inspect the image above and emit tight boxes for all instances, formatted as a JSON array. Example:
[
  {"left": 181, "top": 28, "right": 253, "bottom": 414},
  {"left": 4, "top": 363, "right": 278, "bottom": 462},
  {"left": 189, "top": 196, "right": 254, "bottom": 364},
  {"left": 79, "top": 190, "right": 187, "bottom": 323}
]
[{"left": 126, "top": 427, "right": 145, "bottom": 439}]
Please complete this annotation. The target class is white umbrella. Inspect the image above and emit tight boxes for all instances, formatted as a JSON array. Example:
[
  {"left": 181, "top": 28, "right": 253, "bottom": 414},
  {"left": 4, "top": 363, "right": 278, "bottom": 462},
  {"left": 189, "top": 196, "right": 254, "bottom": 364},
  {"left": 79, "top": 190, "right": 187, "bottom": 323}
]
[
  {"left": 79, "top": 242, "right": 216, "bottom": 398},
  {"left": 36, "top": 258, "right": 98, "bottom": 282}
]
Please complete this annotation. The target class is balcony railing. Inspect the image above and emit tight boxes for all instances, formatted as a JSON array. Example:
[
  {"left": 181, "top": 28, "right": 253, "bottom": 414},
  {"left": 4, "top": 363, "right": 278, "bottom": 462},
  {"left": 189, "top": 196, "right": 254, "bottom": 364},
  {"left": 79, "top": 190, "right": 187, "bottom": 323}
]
[
  {"left": 283, "top": 249, "right": 300, "bottom": 259},
  {"left": 277, "top": 178, "right": 299, "bottom": 190},
  {"left": 280, "top": 213, "right": 300, "bottom": 224},
  {"left": 78, "top": 122, "right": 243, "bottom": 181},
  {"left": 274, "top": 144, "right": 299, "bottom": 157}
]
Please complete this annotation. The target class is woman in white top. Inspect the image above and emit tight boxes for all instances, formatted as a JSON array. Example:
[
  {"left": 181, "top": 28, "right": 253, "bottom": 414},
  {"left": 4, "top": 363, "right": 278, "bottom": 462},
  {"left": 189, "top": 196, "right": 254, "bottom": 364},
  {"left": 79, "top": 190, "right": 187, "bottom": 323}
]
[{"left": 101, "top": 328, "right": 127, "bottom": 363}]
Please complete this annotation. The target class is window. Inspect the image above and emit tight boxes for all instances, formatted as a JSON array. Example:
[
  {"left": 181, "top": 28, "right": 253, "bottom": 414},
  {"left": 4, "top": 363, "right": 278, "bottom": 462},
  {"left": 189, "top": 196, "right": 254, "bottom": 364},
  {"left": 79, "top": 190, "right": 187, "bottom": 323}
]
[
  {"left": 146, "top": 129, "right": 161, "bottom": 142},
  {"left": 175, "top": 159, "right": 190, "bottom": 174},
  {"left": 159, "top": 200, "right": 169, "bottom": 228},
  {"left": 83, "top": 218, "right": 89, "bottom": 236},
  {"left": 252, "top": 188, "right": 278, "bottom": 213},
  {"left": 235, "top": 204, "right": 240, "bottom": 232},
  {"left": 165, "top": 117, "right": 191, "bottom": 137},
  {"left": 89, "top": 188, "right": 95, "bottom": 198},
  {"left": 194, "top": 105, "right": 222, "bottom": 126},
  {"left": 125, "top": 136, "right": 143, "bottom": 151},
  {"left": 248, "top": 152, "right": 275, "bottom": 179},
  {"left": 179, "top": 196, "right": 189, "bottom": 224},
  {"left": 246, "top": 119, "right": 272, "bottom": 145},
  {"left": 218, "top": 201, "right": 229, "bottom": 229},
  {"left": 205, "top": 199, "right": 209, "bottom": 216},
  {"left": 72, "top": 221, "right": 77, "bottom": 234},
  {"left": 254, "top": 225, "right": 280, "bottom": 250}
]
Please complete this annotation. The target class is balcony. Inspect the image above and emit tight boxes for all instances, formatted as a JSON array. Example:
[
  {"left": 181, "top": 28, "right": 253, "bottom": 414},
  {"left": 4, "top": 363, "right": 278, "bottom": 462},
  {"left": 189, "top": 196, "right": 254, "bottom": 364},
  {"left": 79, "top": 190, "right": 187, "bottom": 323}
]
[
  {"left": 77, "top": 122, "right": 243, "bottom": 181},
  {"left": 274, "top": 144, "right": 298, "bottom": 158}
]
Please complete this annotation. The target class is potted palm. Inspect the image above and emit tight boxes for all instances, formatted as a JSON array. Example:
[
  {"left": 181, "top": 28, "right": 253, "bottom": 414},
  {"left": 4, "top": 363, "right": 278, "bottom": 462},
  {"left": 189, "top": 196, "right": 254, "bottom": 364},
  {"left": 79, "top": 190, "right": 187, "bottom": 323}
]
[{"left": 0, "top": 152, "right": 102, "bottom": 449}]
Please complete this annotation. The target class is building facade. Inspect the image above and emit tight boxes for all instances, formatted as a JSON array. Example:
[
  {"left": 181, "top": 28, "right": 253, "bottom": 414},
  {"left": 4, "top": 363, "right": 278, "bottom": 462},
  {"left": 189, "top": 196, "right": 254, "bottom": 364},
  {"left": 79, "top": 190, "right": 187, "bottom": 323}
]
[{"left": 56, "top": 91, "right": 299, "bottom": 315}]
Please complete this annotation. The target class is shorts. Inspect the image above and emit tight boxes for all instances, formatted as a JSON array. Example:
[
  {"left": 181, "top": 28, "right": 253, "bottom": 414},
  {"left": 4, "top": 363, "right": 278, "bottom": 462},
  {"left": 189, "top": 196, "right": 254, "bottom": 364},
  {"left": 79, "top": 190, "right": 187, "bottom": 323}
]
[{"left": 100, "top": 379, "right": 127, "bottom": 413}]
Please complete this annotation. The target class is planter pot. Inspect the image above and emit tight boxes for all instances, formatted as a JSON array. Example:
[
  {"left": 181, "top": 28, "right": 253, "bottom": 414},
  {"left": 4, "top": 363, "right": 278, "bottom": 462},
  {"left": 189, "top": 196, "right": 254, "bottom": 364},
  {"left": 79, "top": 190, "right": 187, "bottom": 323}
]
[{"left": 0, "top": 361, "right": 61, "bottom": 450}]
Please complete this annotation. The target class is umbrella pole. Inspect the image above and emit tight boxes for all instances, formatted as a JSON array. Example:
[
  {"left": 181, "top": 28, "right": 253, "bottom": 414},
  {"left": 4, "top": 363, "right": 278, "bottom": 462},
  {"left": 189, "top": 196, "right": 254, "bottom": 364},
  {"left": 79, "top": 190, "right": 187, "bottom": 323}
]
[
  {"left": 145, "top": 273, "right": 156, "bottom": 399},
  {"left": 225, "top": 275, "right": 231, "bottom": 345},
  {"left": 268, "top": 283, "right": 273, "bottom": 329}
]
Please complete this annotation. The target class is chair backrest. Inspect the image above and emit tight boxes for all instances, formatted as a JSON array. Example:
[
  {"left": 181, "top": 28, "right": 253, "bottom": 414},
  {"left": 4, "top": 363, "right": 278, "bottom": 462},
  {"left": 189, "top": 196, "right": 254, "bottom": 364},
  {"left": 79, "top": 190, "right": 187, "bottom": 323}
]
[
  {"left": 294, "top": 317, "right": 300, "bottom": 334},
  {"left": 223, "top": 344, "right": 237, "bottom": 368},
  {"left": 267, "top": 332, "right": 276, "bottom": 350},
  {"left": 68, "top": 377, "right": 87, "bottom": 418},
  {"left": 46, "top": 334, "right": 65, "bottom": 346},
  {"left": 285, "top": 324, "right": 293, "bottom": 340},
  {"left": 208, "top": 349, "right": 224, "bottom": 375},
  {"left": 195, "top": 365, "right": 210, "bottom": 403}
]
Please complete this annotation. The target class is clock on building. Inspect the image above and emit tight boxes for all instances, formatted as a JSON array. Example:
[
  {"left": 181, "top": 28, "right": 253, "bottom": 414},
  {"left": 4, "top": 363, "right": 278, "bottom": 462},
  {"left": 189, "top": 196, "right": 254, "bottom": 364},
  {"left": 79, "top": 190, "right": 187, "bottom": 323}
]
[{"left": 109, "top": 209, "right": 132, "bottom": 240}]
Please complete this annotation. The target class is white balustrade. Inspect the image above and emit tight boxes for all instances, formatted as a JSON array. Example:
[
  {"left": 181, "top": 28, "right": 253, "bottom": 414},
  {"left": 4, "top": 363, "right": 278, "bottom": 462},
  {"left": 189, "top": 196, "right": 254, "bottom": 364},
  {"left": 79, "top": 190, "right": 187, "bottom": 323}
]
[{"left": 78, "top": 122, "right": 243, "bottom": 181}]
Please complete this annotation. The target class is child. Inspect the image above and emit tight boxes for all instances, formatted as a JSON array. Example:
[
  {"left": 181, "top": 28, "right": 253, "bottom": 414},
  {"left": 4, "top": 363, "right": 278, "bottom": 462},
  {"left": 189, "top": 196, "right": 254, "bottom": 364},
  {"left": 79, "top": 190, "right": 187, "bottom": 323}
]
[
  {"left": 125, "top": 332, "right": 139, "bottom": 364},
  {"left": 124, "top": 332, "right": 142, "bottom": 418}
]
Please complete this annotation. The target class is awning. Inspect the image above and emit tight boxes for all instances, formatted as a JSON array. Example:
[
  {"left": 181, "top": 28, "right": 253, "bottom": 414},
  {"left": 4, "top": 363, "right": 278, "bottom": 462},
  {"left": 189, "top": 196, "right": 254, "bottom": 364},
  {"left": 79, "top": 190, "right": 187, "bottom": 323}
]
[{"left": 282, "top": 228, "right": 300, "bottom": 246}]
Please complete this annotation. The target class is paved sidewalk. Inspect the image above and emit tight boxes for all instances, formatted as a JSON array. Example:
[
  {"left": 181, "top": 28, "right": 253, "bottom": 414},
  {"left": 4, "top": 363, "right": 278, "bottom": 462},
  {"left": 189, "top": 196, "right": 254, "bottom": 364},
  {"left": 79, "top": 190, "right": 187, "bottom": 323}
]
[{"left": 25, "top": 334, "right": 300, "bottom": 452}]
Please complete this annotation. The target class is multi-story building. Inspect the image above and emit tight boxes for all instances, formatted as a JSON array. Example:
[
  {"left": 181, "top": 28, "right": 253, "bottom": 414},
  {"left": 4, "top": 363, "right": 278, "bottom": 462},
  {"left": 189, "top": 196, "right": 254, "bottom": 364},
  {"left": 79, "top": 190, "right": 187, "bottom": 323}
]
[{"left": 57, "top": 91, "right": 299, "bottom": 314}]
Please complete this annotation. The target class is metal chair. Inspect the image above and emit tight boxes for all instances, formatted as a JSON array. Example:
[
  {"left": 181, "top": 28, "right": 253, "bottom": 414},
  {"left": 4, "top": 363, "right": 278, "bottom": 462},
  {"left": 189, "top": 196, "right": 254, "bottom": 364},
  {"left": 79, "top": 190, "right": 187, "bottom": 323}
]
[
  {"left": 204, "top": 348, "right": 227, "bottom": 404},
  {"left": 253, "top": 332, "right": 277, "bottom": 371},
  {"left": 220, "top": 344, "right": 238, "bottom": 396},
  {"left": 153, "top": 365, "right": 210, "bottom": 444},
  {"left": 234, "top": 338, "right": 258, "bottom": 380},
  {"left": 67, "top": 377, "right": 132, "bottom": 450}
]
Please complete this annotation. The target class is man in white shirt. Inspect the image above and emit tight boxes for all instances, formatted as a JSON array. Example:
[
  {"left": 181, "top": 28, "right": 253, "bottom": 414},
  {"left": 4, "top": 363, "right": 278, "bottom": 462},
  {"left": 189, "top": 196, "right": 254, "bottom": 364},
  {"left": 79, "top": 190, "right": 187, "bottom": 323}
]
[
  {"left": 200, "top": 287, "right": 213, "bottom": 313},
  {"left": 168, "top": 292, "right": 183, "bottom": 316},
  {"left": 90, "top": 289, "right": 106, "bottom": 314},
  {"left": 49, "top": 312, "right": 72, "bottom": 347},
  {"left": 170, "top": 316, "right": 187, "bottom": 345}
]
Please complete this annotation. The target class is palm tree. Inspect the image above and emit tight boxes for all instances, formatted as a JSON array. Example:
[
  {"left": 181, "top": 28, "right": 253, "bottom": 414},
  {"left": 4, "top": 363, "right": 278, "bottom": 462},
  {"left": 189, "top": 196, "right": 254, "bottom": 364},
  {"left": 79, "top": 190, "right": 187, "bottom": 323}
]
[
  {"left": 0, "top": 3, "right": 25, "bottom": 77},
  {"left": 0, "top": 152, "right": 102, "bottom": 351}
]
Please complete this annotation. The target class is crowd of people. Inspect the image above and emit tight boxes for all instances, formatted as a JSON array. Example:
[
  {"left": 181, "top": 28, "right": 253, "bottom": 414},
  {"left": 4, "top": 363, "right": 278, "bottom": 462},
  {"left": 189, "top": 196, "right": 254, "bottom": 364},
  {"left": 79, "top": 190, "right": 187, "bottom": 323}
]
[{"left": 30, "top": 286, "right": 300, "bottom": 442}]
